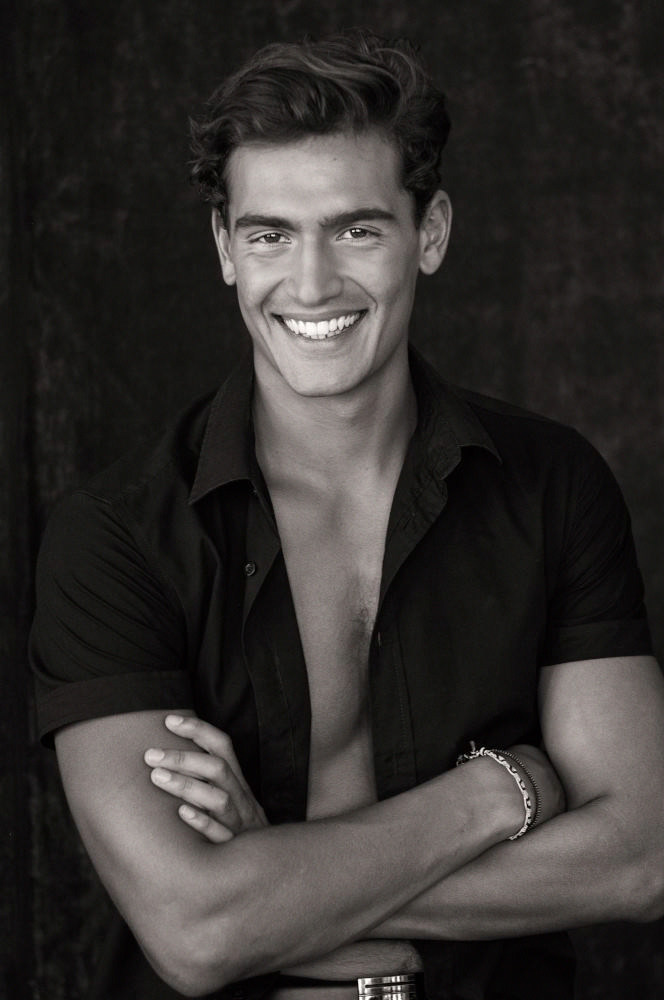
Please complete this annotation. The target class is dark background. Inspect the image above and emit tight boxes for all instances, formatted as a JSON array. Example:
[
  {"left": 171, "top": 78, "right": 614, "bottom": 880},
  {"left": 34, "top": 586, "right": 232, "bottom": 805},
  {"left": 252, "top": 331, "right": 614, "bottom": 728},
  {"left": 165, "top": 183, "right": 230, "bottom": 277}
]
[{"left": 2, "top": 1, "right": 663, "bottom": 997}]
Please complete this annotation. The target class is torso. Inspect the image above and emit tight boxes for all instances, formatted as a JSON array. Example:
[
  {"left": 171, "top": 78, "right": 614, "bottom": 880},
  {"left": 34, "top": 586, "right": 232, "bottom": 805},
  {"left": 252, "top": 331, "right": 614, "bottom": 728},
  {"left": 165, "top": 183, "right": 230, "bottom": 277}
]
[
  {"left": 266, "top": 473, "right": 421, "bottom": 999},
  {"left": 276, "top": 487, "right": 384, "bottom": 822}
]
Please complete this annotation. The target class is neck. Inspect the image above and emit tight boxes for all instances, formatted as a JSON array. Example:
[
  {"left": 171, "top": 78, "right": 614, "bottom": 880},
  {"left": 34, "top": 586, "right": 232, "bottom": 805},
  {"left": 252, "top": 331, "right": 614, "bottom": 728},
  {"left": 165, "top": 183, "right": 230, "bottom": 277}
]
[{"left": 253, "top": 346, "right": 417, "bottom": 491}]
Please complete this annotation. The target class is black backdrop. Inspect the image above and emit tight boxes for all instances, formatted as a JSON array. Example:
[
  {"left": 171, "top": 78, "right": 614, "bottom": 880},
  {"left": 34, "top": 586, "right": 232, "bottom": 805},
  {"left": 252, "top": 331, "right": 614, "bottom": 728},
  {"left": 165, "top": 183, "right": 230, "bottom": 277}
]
[{"left": 2, "top": 2, "right": 663, "bottom": 997}]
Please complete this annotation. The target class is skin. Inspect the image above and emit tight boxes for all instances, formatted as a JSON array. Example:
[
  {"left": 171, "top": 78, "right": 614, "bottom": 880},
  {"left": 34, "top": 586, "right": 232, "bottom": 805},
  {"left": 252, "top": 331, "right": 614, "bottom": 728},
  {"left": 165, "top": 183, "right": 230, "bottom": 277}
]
[
  {"left": 54, "top": 129, "right": 664, "bottom": 997},
  {"left": 211, "top": 130, "right": 450, "bottom": 404},
  {"left": 208, "top": 130, "right": 453, "bottom": 982},
  {"left": 58, "top": 707, "right": 554, "bottom": 994},
  {"left": 147, "top": 652, "right": 664, "bottom": 948},
  {"left": 144, "top": 718, "right": 562, "bottom": 983},
  {"left": 145, "top": 720, "right": 551, "bottom": 848}
]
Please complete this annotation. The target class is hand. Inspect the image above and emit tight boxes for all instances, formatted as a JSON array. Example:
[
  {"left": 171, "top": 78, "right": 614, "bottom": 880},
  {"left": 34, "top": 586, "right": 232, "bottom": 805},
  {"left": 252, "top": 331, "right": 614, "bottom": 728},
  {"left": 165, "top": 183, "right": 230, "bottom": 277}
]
[
  {"left": 144, "top": 714, "right": 268, "bottom": 843},
  {"left": 505, "top": 743, "right": 566, "bottom": 829}
]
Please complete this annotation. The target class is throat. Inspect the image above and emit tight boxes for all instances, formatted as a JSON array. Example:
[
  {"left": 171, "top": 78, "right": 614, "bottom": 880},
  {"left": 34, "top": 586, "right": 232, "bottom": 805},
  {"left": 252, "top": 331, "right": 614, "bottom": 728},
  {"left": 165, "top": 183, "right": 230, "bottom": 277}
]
[{"left": 254, "top": 371, "right": 417, "bottom": 490}]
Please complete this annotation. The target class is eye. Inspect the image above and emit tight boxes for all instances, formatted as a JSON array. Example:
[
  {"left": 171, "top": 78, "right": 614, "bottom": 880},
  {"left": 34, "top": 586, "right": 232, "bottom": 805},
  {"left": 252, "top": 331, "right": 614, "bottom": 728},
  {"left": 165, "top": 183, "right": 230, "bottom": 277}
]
[
  {"left": 338, "top": 227, "right": 372, "bottom": 241},
  {"left": 251, "top": 232, "right": 289, "bottom": 245}
]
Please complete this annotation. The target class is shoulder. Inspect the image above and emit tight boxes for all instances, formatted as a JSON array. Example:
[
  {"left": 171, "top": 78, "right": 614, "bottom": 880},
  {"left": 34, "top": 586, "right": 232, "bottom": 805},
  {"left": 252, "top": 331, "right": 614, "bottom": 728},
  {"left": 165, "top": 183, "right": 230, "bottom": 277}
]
[
  {"left": 454, "top": 383, "right": 586, "bottom": 453},
  {"left": 36, "top": 390, "right": 217, "bottom": 597},
  {"left": 449, "top": 382, "right": 613, "bottom": 493},
  {"left": 415, "top": 354, "right": 623, "bottom": 519},
  {"left": 49, "top": 390, "right": 215, "bottom": 539},
  {"left": 414, "top": 348, "right": 590, "bottom": 468},
  {"left": 81, "top": 390, "right": 216, "bottom": 513}
]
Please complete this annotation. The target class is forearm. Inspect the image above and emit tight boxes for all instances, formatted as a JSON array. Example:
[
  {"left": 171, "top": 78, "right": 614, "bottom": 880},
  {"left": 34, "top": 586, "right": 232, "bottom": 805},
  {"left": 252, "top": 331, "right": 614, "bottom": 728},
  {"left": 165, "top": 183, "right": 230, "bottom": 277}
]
[
  {"left": 368, "top": 796, "right": 659, "bottom": 941},
  {"left": 131, "top": 724, "right": 564, "bottom": 989},
  {"left": 166, "top": 761, "right": 520, "bottom": 991},
  {"left": 367, "top": 656, "right": 664, "bottom": 944},
  {"left": 61, "top": 710, "right": 489, "bottom": 996}
]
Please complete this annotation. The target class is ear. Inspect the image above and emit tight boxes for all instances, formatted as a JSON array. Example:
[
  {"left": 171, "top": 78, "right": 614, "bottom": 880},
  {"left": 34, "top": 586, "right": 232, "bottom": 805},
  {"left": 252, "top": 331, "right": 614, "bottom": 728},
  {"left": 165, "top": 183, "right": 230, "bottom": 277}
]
[
  {"left": 211, "top": 209, "right": 236, "bottom": 285},
  {"left": 418, "top": 191, "right": 452, "bottom": 275}
]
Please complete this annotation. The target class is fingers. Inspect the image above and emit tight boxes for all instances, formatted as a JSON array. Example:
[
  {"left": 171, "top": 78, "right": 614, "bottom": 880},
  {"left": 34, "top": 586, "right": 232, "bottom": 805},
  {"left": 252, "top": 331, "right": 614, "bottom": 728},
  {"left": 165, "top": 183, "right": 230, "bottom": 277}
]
[
  {"left": 164, "top": 715, "right": 255, "bottom": 797},
  {"left": 144, "top": 715, "right": 268, "bottom": 830},
  {"left": 145, "top": 744, "right": 243, "bottom": 789},
  {"left": 148, "top": 765, "right": 244, "bottom": 830},
  {"left": 177, "top": 804, "right": 235, "bottom": 844},
  {"left": 163, "top": 715, "right": 267, "bottom": 826}
]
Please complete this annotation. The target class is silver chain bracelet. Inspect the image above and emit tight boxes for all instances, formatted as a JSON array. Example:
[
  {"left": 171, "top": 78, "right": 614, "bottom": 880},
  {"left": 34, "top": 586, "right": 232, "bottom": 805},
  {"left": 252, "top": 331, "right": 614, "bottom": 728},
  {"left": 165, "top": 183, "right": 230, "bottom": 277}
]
[{"left": 456, "top": 741, "right": 537, "bottom": 840}]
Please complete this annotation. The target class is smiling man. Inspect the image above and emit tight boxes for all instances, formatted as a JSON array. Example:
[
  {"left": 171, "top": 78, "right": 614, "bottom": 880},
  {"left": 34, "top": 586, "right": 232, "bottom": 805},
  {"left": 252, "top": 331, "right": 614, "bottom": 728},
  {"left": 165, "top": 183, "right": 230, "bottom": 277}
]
[{"left": 30, "top": 30, "right": 664, "bottom": 1000}]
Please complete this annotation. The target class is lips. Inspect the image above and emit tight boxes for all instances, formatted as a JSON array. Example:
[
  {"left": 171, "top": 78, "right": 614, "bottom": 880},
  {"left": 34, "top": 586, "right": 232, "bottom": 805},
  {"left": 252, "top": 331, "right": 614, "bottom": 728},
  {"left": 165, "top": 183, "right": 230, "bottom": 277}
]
[{"left": 277, "top": 311, "right": 366, "bottom": 340}]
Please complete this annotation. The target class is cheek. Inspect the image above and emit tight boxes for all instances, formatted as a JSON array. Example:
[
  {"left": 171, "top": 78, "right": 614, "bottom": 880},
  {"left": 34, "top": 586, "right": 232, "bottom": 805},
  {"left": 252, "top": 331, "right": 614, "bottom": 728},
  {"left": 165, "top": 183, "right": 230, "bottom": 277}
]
[
  {"left": 377, "top": 253, "right": 420, "bottom": 309},
  {"left": 234, "top": 261, "right": 280, "bottom": 310},
  {"left": 351, "top": 249, "right": 409, "bottom": 297}
]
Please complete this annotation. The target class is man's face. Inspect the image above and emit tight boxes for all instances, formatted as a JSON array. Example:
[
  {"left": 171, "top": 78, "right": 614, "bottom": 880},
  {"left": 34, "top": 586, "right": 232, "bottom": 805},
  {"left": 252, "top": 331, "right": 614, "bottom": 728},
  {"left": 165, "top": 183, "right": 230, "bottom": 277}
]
[{"left": 214, "top": 129, "right": 450, "bottom": 398}]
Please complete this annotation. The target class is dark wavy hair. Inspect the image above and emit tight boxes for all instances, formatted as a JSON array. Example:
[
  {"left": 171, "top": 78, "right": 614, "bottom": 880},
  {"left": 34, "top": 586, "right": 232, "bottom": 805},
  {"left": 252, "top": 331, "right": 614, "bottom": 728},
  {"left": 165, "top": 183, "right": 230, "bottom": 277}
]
[{"left": 189, "top": 29, "right": 451, "bottom": 226}]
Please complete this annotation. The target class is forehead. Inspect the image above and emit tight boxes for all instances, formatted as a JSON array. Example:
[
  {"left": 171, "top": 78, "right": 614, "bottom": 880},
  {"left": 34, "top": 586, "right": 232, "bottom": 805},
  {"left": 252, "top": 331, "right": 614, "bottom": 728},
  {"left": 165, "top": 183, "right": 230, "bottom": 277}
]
[{"left": 225, "top": 130, "right": 411, "bottom": 222}]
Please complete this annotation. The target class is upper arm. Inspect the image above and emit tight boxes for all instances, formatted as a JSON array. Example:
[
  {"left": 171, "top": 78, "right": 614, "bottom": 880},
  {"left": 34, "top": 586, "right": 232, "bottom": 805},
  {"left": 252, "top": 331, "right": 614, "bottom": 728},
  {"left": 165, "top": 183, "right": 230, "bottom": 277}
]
[
  {"left": 538, "top": 655, "right": 664, "bottom": 826},
  {"left": 542, "top": 434, "right": 651, "bottom": 667},
  {"left": 30, "top": 491, "right": 190, "bottom": 744},
  {"left": 55, "top": 709, "right": 219, "bottom": 990},
  {"left": 537, "top": 434, "right": 662, "bottom": 822}
]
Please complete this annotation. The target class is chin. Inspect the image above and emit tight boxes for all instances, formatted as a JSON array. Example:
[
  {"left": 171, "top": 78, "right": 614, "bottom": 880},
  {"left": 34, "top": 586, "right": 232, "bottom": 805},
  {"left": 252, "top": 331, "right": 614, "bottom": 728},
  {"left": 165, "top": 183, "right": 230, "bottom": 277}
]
[
  {"left": 269, "top": 349, "right": 366, "bottom": 399},
  {"left": 283, "top": 374, "right": 361, "bottom": 399}
]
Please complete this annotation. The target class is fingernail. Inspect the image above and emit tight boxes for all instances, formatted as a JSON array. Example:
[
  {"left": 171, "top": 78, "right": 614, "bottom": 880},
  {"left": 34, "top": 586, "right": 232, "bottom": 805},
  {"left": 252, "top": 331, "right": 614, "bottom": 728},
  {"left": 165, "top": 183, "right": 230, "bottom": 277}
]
[
  {"left": 151, "top": 768, "right": 171, "bottom": 783},
  {"left": 179, "top": 804, "right": 196, "bottom": 820},
  {"left": 165, "top": 714, "right": 184, "bottom": 727},
  {"left": 145, "top": 749, "right": 165, "bottom": 764}
]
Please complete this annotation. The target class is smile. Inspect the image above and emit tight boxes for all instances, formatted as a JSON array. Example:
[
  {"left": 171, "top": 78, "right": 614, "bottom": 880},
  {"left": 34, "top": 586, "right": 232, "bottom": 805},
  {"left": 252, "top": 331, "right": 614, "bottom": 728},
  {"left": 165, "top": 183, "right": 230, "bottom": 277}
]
[{"left": 278, "top": 311, "right": 366, "bottom": 340}]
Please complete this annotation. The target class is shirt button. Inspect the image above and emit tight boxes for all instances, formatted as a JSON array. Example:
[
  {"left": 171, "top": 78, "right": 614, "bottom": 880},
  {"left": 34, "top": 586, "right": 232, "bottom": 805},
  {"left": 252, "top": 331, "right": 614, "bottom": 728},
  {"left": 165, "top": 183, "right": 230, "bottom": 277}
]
[{"left": 244, "top": 561, "right": 257, "bottom": 577}]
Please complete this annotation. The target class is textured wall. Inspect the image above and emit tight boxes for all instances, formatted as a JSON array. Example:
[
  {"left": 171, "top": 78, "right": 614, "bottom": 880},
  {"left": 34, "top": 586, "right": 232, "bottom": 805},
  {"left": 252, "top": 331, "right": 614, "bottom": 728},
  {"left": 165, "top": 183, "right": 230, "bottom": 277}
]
[{"left": 4, "top": 1, "right": 663, "bottom": 997}]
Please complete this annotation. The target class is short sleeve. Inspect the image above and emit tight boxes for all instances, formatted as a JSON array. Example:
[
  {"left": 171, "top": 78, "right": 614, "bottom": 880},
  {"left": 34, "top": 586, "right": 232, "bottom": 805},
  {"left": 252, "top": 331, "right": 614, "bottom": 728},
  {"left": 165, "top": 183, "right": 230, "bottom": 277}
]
[
  {"left": 29, "top": 490, "right": 193, "bottom": 746},
  {"left": 542, "top": 433, "right": 652, "bottom": 665}
]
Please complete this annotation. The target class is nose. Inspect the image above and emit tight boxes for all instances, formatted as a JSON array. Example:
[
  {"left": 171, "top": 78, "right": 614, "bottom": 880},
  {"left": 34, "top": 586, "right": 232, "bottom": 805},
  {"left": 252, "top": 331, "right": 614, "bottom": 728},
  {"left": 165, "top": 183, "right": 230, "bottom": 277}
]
[{"left": 288, "top": 237, "right": 343, "bottom": 306}]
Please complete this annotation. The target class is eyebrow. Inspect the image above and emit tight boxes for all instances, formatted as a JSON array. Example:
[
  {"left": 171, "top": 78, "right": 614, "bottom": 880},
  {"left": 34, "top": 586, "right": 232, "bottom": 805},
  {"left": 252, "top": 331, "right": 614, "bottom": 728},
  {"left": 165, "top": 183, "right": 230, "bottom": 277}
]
[{"left": 233, "top": 208, "right": 397, "bottom": 233}]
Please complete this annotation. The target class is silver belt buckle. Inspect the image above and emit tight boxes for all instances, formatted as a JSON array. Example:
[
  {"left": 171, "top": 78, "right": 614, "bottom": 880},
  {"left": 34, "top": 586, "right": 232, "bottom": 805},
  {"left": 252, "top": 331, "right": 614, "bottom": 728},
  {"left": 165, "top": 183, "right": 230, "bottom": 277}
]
[{"left": 357, "top": 974, "right": 419, "bottom": 1000}]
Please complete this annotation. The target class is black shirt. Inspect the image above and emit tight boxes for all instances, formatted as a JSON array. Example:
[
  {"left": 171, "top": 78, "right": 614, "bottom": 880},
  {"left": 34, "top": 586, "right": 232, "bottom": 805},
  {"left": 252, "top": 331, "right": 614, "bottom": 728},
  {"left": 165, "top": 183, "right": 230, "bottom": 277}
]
[{"left": 30, "top": 349, "right": 652, "bottom": 1000}]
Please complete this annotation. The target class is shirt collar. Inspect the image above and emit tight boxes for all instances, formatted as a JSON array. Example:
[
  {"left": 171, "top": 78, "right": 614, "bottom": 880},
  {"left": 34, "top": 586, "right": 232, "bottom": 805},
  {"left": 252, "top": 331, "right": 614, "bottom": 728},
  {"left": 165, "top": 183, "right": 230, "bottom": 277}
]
[
  {"left": 189, "top": 350, "right": 258, "bottom": 504},
  {"left": 409, "top": 347, "right": 501, "bottom": 471},
  {"left": 188, "top": 345, "right": 501, "bottom": 505}
]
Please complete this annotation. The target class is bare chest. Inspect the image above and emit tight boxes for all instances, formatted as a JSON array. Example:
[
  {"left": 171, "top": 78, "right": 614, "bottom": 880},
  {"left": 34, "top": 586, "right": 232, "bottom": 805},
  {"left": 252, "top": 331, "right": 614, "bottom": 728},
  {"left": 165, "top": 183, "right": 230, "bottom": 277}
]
[{"left": 271, "top": 488, "right": 391, "bottom": 818}]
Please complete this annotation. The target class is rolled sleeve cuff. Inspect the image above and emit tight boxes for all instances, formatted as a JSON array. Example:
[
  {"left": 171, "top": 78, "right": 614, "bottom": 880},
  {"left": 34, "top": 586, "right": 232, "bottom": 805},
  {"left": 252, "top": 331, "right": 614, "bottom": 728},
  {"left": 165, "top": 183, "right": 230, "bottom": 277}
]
[
  {"left": 542, "top": 618, "right": 653, "bottom": 667},
  {"left": 36, "top": 670, "right": 194, "bottom": 748}
]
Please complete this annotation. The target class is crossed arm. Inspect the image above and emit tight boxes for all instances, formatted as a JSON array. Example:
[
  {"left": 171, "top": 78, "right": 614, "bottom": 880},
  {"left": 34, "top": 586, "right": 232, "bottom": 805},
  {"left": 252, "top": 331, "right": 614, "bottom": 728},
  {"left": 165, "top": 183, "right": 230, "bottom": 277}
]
[{"left": 55, "top": 654, "right": 664, "bottom": 996}]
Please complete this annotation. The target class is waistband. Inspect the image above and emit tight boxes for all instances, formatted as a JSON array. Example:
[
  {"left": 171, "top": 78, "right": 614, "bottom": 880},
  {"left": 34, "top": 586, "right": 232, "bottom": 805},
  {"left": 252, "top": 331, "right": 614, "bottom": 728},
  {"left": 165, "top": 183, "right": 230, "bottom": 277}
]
[{"left": 275, "top": 973, "right": 425, "bottom": 999}]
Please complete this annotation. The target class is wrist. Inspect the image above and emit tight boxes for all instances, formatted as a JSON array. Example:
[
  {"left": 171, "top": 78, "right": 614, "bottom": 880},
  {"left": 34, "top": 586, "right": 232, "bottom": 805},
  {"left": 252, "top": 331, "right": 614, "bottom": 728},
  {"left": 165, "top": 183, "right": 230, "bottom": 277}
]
[
  {"left": 456, "top": 744, "right": 537, "bottom": 841},
  {"left": 499, "top": 749, "right": 540, "bottom": 828}
]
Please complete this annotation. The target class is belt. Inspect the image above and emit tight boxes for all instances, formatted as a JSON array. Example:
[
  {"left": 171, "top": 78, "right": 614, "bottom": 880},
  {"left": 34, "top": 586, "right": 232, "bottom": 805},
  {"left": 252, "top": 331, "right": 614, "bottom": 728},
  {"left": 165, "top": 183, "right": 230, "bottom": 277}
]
[{"left": 275, "top": 973, "right": 425, "bottom": 999}]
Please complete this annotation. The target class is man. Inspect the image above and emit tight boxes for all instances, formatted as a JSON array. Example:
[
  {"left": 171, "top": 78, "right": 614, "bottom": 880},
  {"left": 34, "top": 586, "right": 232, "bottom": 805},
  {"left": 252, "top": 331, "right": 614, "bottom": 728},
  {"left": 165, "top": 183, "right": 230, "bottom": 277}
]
[{"left": 30, "top": 30, "right": 664, "bottom": 1000}]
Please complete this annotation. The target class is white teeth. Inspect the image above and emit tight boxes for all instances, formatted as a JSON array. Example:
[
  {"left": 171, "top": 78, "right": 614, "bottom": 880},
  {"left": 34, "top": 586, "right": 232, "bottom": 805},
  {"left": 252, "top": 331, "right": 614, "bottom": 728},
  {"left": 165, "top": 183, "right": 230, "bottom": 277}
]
[{"left": 282, "top": 312, "right": 362, "bottom": 339}]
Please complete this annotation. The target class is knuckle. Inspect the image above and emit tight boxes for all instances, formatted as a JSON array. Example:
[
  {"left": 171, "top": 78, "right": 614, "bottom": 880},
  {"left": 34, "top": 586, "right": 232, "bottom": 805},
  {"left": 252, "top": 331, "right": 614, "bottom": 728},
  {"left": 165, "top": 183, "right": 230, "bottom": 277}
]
[
  {"left": 214, "top": 758, "right": 229, "bottom": 781},
  {"left": 214, "top": 790, "right": 229, "bottom": 812}
]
